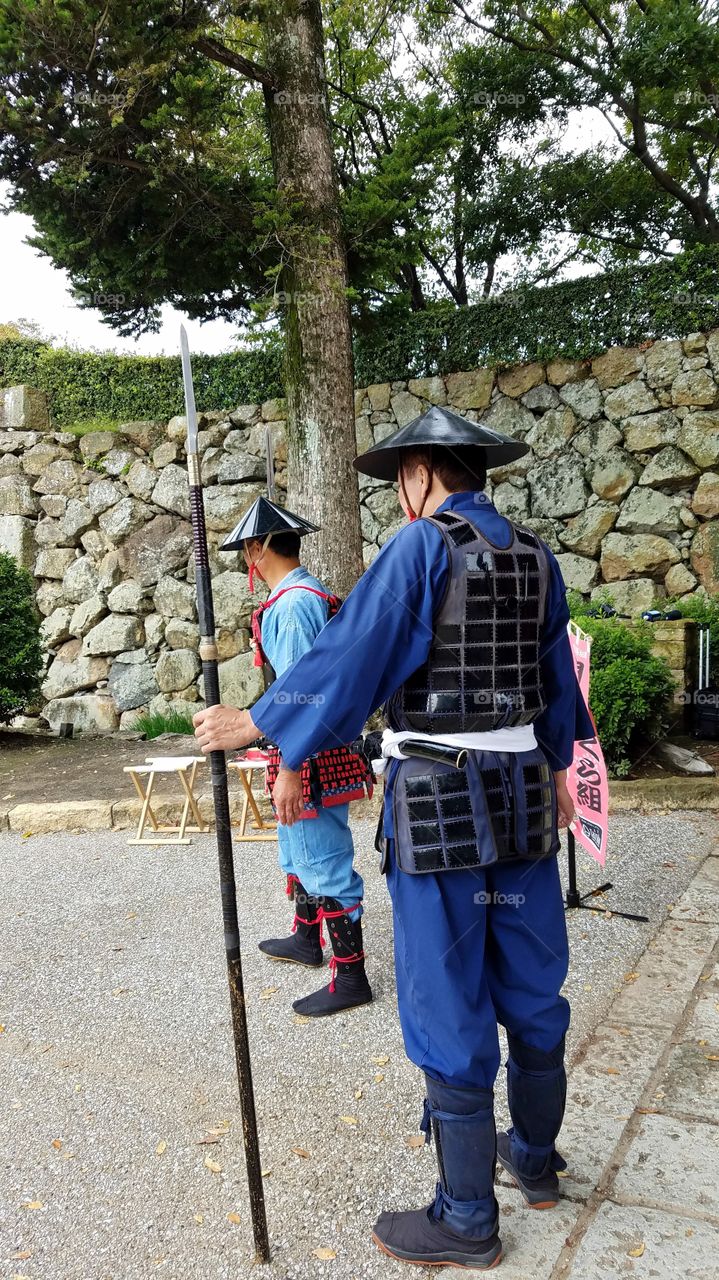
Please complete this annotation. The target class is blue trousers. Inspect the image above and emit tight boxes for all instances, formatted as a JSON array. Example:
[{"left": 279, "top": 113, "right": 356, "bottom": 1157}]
[
  {"left": 277, "top": 802, "right": 364, "bottom": 917},
  {"left": 386, "top": 841, "right": 570, "bottom": 1088}
]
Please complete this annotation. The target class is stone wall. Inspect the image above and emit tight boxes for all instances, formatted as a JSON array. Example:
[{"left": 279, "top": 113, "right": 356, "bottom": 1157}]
[{"left": 1, "top": 326, "right": 718, "bottom": 734}]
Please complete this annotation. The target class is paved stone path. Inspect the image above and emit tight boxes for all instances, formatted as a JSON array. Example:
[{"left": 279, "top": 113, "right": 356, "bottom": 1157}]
[{"left": 1, "top": 814, "right": 716, "bottom": 1279}]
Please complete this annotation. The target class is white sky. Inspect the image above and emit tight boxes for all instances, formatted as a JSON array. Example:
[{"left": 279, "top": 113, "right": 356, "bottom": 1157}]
[{"left": 0, "top": 191, "right": 239, "bottom": 356}]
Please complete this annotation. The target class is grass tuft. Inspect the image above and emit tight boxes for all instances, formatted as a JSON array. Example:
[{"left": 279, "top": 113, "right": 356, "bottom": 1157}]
[{"left": 133, "top": 710, "right": 196, "bottom": 739}]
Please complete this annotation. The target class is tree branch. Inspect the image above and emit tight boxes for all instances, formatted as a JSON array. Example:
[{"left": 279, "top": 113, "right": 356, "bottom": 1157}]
[{"left": 194, "top": 36, "right": 275, "bottom": 90}]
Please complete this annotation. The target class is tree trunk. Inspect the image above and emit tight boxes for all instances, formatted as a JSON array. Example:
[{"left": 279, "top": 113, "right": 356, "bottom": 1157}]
[{"left": 262, "top": 0, "right": 364, "bottom": 598}]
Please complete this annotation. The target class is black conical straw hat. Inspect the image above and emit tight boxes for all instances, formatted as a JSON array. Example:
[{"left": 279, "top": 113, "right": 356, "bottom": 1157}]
[
  {"left": 353, "top": 404, "right": 529, "bottom": 480},
  {"left": 220, "top": 495, "right": 320, "bottom": 551}
]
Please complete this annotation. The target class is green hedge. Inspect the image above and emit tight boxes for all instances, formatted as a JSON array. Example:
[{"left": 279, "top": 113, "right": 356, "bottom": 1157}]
[
  {"left": 3, "top": 245, "right": 719, "bottom": 424},
  {"left": 0, "top": 341, "right": 284, "bottom": 425},
  {"left": 353, "top": 244, "right": 719, "bottom": 383}
]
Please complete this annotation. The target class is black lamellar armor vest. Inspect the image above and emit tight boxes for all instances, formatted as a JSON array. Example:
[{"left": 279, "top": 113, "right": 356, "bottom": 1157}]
[{"left": 387, "top": 510, "right": 550, "bottom": 734}]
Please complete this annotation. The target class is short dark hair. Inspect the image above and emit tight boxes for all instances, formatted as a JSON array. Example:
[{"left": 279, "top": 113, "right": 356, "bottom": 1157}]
[
  {"left": 403, "top": 444, "right": 487, "bottom": 492},
  {"left": 245, "top": 531, "right": 302, "bottom": 560}
]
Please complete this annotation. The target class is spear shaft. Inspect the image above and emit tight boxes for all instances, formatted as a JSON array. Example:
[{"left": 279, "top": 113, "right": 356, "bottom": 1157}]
[{"left": 180, "top": 326, "right": 270, "bottom": 1263}]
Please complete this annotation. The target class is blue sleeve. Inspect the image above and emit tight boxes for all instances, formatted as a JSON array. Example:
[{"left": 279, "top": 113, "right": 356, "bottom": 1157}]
[
  {"left": 250, "top": 521, "right": 450, "bottom": 770},
  {"left": 534, "top": 546, "right": 594, "bottom": 771}
]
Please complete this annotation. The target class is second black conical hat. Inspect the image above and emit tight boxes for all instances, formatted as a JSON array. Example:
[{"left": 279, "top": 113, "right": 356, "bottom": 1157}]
[
  {"left": 220, "top": 495, "right": 320, "bottom": 551},
  {"left": 353, "top": 404, "right": 529, "bottom": 480}
]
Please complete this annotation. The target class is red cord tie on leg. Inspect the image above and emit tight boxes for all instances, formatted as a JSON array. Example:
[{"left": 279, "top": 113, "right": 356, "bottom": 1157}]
[{"left": 328, "top": 952, "right": 365, "bottom": 993}]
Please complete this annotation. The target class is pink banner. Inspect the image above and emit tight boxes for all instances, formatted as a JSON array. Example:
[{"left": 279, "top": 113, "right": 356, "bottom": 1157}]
[{"left": 566, "top": 622, "right": 609, "bottom": 867}]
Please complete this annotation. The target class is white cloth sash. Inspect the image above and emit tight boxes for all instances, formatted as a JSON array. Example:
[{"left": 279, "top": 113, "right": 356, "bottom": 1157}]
[{"left": 372, "top": 725, "right": 537, "bottom": 774}]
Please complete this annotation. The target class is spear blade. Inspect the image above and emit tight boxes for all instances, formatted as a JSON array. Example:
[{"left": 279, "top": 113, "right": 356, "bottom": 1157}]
[{"left": 180, "top": 324, "right": 200, "bottom": 456}]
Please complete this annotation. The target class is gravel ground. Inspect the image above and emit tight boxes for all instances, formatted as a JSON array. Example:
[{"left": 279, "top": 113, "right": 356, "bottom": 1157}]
[{"left": 1, "top": 811, "right": 715, "bottom": 1280}]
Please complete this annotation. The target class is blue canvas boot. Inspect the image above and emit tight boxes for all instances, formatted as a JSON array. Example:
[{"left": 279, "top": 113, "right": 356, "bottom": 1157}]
[
  {"left": 372, "top": 1077, "right": 502, "bottom": 1269},
  {"left": 496, "top": 1033, "right": 567, "bottom": 1209}
]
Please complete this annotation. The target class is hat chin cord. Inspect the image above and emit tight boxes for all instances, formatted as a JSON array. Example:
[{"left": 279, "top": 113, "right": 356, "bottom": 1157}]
[
  {"left": 247, "top": 532, "right": 273, "bottom": 593},
  {"left": 399, "top": 449, "right": 433, "bottom": 522}
]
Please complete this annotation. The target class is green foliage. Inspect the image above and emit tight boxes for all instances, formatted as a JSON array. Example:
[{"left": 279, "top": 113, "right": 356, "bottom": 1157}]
[
  {"left": 664, "top": 594, "right": 719, "bottom": 684},
  {"left": 0, "top": 338, "right": 283, "bottom": 425},
  {"left": 64, "top": 416, "right": 121, "bottom": 437},
  {"left": 0, "top": 553, "right": 43, "bottom": 726},
  {"left": 353, "top": 244, "right": 719, "bottom": 383},
  {"left": 2, "top": 247, "right": 719, "bottom": 421},
  {"left": 2, "top": 0, "right": 718, "bottom": 334},
  {"left": 569, "top": 611, "right": 675, "bottom": 778},
  {"left": 133, "top": 710, "right": 196, "bottom": 740}
]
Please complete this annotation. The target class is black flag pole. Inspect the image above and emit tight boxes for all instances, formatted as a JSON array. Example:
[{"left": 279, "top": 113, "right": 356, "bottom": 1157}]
[{"left": 180, "top": 326, "right": 270, "bottom": 1263}]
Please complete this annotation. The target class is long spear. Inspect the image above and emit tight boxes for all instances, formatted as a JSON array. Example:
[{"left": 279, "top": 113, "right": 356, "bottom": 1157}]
[{"left": 180, "top": 326, "right": 270, "bottom": 1263}]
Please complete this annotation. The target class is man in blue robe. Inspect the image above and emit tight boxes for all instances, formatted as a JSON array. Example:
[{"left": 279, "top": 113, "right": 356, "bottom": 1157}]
[
  {"left": 219, "top": 495, "right": 372, "bottom": 1017},
  {"left": 195, "top": 408, "right": 593, "bottom": 1271}
]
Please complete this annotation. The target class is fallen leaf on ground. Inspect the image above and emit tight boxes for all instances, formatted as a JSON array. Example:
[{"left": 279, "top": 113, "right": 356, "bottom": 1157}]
[
  {"left": 204, "top": 1157, "right": 222, "bottom": 1174},
  {"left": 312, "top": 1247, "right": 337, "bottom": 1260},
  {"left": 112, "top": 987, "right": 129, "bottom": 997},
  {"left": 706, "top": 1054, "right": 719, "bottom": 1061},
  {"left": 155, "top": 1140, "right": 167, "bottom": 1155},
  {"left": 292, "top": 1146, "right": 310, "bottom": 1158},
  {"left": 354, "top": 1089, "right": 363, "bottom": 1100},
  {"left": 0, "top": 1024, "right": 5, "bottom": 1033},
  {"left": 623, "top": 972, "right": 639, "bottom": 983},
  {"left": 227, "top": 1212, "right": 241, "bottom": 1224},
  {"left": 51, "top": 1139, "right": 62, "bottom": 1150},
  {"left": 260, "top": 986, "right": 279, "bottom": 999},
  {"left": 556, "top": 1170, "right": 569, "bottom": 1178},
  {"left": 22, "top": 1201, "right": 44, "bottom": 1210},
  {"left": 11, "top": 1253, "right": 32, "bottom": 1262},
  {"left": 293, "top": 1014, "right": 311, "bottom": 1025},
  {"left": 193, "top": 1214, "right": 204, "bottom": 1225},
  {"left": 339, "top": 1116, "right": 357, "bottom": 1126},
  {"left": 604, "top": 1067, "right": 620, "bottom": 1075},
  {"left": 261, "top": 1168, "right": 272, "bottom": 1177},
  {"left": 406, "top": 1136, "right": 424, "bottom": 1149},
  {"left": 374, "top": 1073, "right": 384, "bottom": 1083},
  {"left": 627, "top": 1243, "right": 645, "bottom": 1258},
  {"left": 371, "top": 1055, "right": 390, "bottom": 1065}
]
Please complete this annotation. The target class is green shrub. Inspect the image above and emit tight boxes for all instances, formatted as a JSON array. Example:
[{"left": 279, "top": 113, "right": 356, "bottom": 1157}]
[
  {"left": 133, "top": 709, "right": 196, "bottom": 739},
  {"left": 0, "top": 554, "right": 43, "bottom": 726},
  {"left": 569, "top": 612, "right": 675, "bottom": 777}
]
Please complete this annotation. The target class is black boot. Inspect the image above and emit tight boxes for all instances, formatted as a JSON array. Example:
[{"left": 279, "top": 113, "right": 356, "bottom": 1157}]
[
  {"left": 292, "top": 898, "right": 372, "bottom": 1017},
  {"left": 372, "top": 1078, "right": 502, "bottom": 1270},
  {"left": 258, "top": 877, "right": 324, "bottom": 968},
  {"left": 496, "top": 1033, "right": 567, "bottom": 1209}
]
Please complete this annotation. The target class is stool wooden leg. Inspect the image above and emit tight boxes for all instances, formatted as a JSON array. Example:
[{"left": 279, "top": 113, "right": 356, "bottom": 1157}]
[
  {"left": 238, "top": 772, "right": 251, "bottom": 837},
  {"left": 177, "top": 764, "right": 206, "bottom": 838},
  {"left": 129, "top": 769, "right": 158, "bottom": 841},
  {"left": 245, "top": 770, "right": 268, "bottom": 830}
]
